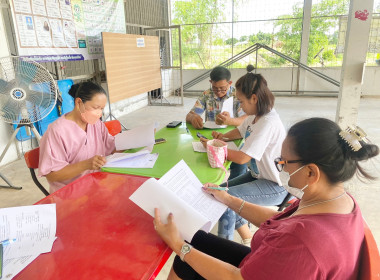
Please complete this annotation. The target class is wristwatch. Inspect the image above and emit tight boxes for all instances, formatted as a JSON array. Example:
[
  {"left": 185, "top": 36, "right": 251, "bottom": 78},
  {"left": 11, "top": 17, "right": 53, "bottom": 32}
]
[{"left": 179, "top": 243, "right": 193, "bottom": 262}]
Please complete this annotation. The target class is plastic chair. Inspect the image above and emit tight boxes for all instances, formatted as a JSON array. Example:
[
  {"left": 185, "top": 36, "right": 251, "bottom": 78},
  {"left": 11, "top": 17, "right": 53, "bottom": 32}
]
[
  {"left": 104, "top": 120, "right": 122, "bottom": 136},
  {"left": 24, "top": 147, "right": 49, "bottom": 196},
  {"left": 358, "top": 220, "right": 380, "bottom": 279}
]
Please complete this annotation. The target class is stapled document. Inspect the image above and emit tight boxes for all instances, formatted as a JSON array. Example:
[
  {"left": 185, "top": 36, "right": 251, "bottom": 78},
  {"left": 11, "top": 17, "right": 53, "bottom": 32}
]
[{"left": 129, "top": 160, "right": 227, "bottom": 242}]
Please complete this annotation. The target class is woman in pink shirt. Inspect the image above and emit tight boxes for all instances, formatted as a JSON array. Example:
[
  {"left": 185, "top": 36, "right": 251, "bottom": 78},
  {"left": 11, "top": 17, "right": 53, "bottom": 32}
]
[
  {"left": 153, "top": 118, "right": 378, "bottom": 280},
  {"left": 39, "top": 82, "right": 115, "bottom": 193}
]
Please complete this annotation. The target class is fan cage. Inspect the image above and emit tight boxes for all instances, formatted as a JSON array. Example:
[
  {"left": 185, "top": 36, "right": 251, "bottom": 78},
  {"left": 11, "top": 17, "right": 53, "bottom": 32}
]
[{"left": 0, "top": 56, "right": 58, "bottom": 124}]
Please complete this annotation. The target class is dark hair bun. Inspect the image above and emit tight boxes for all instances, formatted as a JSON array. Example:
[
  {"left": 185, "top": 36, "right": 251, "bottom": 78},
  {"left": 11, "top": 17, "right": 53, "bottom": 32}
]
[
  {"left": 67, "top": 82, "right": 106, "bottom": 102},
  {"left": 246, "top": 65, "right": 255, "bottom": 72},
  {"left": 350, "top": 143, "right": 379, "bottom": 161},
  {"left": 68, "top": 83, "right": 80, "bottom": 98}
]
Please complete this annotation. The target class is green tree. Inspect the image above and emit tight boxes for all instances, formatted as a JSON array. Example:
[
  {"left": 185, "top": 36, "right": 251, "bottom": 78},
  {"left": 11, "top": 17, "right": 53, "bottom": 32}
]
[
  {"left": 239, "top": 35, "right": 248, "bottom": 42},
  {"left": 274, "top": 0, "right": 349, "bottom": 64},
  {"left": 225, "top": 38, "right": 239, "bottom": 45},
  {"left": 172, "top": 0, "right": 226, "bottom": 68}
]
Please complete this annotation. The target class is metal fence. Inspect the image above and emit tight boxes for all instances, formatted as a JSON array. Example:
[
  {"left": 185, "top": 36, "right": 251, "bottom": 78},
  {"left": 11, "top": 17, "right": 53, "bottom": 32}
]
[{"left": 171, "top": 0, "right": 380, "bottom": 69}]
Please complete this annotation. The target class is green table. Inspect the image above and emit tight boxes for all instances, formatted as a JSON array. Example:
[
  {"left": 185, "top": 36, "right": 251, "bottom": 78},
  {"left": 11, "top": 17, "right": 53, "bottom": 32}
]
[{"left": 102, "top": 123, "right": 242, "bottom": 184}]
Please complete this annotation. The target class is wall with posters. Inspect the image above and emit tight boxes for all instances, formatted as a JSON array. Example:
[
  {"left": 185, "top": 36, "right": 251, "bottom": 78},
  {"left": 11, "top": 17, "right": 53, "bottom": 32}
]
[{"left": 9, "top": 0, "right": 126, "bottom": 62}]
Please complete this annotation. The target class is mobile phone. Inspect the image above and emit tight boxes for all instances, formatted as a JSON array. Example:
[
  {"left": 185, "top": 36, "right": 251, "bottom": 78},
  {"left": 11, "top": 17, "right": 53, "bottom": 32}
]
[
  {"left": 155, "top": 138, "right": 166, "bottom": 144},
  {"left": 196, "top": 132, "right": 208, "bottom": 139},
  {"left": 166, "top": 121, "right": 182, "bottom": 128}
]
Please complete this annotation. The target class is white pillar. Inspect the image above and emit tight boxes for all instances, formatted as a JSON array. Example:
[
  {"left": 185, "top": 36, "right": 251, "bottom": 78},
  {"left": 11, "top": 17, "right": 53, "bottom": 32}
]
[
  {"left": 0, "top": 5, "right": 11, "bottom": 57},
  {"left": 296, "top": 0, "right": 312, "bottom": 94},
  {"left": 336, "top": 0, "right": 374, "bottom": 128}
]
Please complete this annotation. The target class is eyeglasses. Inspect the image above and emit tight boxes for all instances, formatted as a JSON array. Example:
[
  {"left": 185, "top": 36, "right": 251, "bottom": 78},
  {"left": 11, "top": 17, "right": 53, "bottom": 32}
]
[
  {"left": 274, "top": 157, "right": 304, "bottom": 172},
  {"left": 211, "top": 85, "right": 229, "bottom": 93}
]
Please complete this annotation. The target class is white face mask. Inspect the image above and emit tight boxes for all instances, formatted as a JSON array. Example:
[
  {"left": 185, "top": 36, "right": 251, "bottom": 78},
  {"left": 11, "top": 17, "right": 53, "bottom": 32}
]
[{"left": 280, "top": 165, "right": 308, "bottom": 199}]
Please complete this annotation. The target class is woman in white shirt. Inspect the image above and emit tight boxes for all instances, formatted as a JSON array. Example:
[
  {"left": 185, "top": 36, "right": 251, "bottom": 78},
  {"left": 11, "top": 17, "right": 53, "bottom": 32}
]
[{"left": 203, "top": 65, "right": 287, "bottom": 243}]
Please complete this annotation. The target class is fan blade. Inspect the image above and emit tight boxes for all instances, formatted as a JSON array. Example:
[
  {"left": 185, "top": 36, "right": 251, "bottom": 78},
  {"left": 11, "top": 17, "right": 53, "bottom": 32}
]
[
  {"left": 25, "top": 89, "right": 54, "bottom": 109},
  {"left": 0, "top": 94, "right": 25, "bottom": 124},
  {"left": 15, "top": 60, "right": 39, "bottom": 85},
  {"left": 0, "top": 78, "right": 9, "bottom": 89},
  {"left": 0, "top": 57, "right": 57, "bottom": 124}
]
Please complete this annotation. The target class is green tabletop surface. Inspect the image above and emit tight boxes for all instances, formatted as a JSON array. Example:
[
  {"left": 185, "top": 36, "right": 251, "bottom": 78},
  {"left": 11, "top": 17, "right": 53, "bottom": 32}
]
[{"left": 102, "top": 123, "right": 242, "bottom": 184}]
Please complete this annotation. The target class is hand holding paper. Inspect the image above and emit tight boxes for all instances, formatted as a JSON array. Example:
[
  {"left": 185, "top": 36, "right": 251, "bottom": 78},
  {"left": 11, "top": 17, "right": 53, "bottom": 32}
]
[
  {"left": 129, "top": 160, "right": 227, "bottom": 242},
  {"left": 203, "top": 97, "right": 233, "bottom": 129},
  {"left": 115, "top": 123, "right": 155, "bottom": 150}
]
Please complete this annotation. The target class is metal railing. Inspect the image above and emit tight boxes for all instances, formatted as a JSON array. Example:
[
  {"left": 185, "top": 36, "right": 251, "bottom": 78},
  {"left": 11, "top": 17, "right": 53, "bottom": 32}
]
[{"left": 183, "top": 43, "right": 340, "bottom": 91}]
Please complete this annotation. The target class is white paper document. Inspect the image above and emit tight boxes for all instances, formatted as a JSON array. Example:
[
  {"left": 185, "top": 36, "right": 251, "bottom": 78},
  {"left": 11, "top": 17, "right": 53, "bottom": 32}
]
[
  {"left": 0, "top": 204, "right": 57, "bottom": 279},
  {"left": 192, "top": 141, "right": 239, "bottom": 153},
  {"left": 203, "top": 121, "right": 227, "bottom": 129},
  {"left": 103, "top": 153, "right": 159, "bottom": 168},
  {"left": 129, "top": 160, "right": 228, "bottom": 242},
  {"left": 115, "top": 123, "right": 155, "bottom": 150},
  {"left": 203, "top": 97, "right": 234, "bottom": 129},
  {"left": 105, "top": 150, "right": 150, "bottom": 164},
  {"left": 3, "top": 253, "right": 40, "bottom": 280}
]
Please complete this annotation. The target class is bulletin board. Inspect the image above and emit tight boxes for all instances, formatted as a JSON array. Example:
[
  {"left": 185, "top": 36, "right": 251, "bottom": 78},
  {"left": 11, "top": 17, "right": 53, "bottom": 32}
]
[
  {"left": 8, "top": 0, "right": 126, "bottom": 62},
  {"left": 102, "top": 32, "right": 162, "bottom": 103}
]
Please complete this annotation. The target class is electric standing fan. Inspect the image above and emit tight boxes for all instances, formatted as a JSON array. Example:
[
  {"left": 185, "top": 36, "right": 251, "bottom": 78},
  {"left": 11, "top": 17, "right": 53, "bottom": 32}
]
[{"left": 0, "top": 56, "right": 58, "bottom": 190}]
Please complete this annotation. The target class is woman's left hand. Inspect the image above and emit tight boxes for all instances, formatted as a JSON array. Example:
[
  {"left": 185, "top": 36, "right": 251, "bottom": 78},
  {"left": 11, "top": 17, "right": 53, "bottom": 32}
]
[
  {"left": 154, "top": 208, "right": 184, "bottom": 253},
  {"left": 200, "top": 137, "right": 209, "bottom": 148}
]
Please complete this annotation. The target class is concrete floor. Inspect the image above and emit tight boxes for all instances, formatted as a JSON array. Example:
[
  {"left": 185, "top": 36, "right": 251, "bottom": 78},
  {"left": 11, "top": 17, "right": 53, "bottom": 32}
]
[{"left": 0, "top": 96, "right": 379, "bottom": 279}]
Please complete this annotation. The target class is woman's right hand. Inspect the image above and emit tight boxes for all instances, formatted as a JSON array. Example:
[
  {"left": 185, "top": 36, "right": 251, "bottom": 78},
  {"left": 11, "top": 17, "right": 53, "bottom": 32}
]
[
  {"left": 202, "top": 183, "right": 231, "bottom": 205},
  {"left": 212, "top": 131, "right": 224, "bottom": 140},
  {"left": 87, "top": 155, "right": 107, "bottom": 170}
]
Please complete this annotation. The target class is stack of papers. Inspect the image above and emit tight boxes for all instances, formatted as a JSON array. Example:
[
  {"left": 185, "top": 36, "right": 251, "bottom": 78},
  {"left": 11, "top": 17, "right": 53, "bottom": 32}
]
[
  {"left": 104, "top": 150, "right": 158, "bottom": 168},
  {"left": 0, "top": 204, "right": 57, "bottom": 279}
]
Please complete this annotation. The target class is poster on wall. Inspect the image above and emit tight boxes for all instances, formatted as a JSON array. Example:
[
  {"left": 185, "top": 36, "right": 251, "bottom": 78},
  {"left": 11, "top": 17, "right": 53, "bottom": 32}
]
[{"left": 9, "top": 0, "right": 126, "bottom": 62}]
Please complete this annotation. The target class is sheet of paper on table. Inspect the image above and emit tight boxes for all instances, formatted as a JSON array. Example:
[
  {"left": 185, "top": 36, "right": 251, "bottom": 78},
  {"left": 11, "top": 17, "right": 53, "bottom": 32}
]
[
  {"left": 103, "top": 152, "right": 159, "bottom": 168},
  {"left": 0, "top": 204, "right": 57, "bottom": 279},
  {"left": 192, "top": 141, "right": 238, "bottom": 153}
]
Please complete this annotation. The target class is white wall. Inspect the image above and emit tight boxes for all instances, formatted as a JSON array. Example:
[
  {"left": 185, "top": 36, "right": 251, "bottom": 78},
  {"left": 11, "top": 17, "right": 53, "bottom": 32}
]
[
  {"left": 183, "top": 67, "right": 380, "bottom": 97},
  {"left": 0, "top": 9, "right": 21, "bottom": 166}
]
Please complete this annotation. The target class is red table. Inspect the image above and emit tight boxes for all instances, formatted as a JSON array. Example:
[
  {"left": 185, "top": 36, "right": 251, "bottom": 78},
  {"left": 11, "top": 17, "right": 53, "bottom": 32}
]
[{"left": 14, "top": 172, "right": 172, "bottom": 280}]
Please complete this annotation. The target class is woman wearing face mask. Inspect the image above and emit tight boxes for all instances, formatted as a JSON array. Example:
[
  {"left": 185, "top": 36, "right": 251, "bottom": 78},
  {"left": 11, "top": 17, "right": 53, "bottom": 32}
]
[
  {"left": 201, "top": 65, "right": 288, "bottom": 243},
  {"left": 154, "top": 117, "right": 378, "bottom": 280},
  {"left": 38, "top": 82, "right": 115, "bottom": 193}
]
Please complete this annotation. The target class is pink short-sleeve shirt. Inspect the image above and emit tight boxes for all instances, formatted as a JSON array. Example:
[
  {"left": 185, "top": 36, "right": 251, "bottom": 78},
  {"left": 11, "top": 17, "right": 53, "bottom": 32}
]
[{"left": 38, "top": 114, "right": 115, "bottom": 193}]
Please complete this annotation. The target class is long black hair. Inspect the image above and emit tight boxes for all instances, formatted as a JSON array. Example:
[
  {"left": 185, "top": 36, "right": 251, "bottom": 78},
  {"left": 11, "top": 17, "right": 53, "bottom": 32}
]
[
  {"left": 288, "top": 118, "right": 379, "bottom": 183},
  {"left": 68, "top": 82, "right": 106, "bottom": 103}
]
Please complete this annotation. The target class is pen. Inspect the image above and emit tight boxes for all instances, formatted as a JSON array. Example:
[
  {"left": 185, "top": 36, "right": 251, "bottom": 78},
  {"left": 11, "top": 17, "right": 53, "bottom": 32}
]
[
  {"left": 196, "top": 132, "right": 209, "bottom": 139},
  {"left": 206, "top": 187, "right": 229, "bottom": 191},
  {"left": 0, "top": 238, "right": 16, "bottom": 246},
  {"left": 186, "top": 127, "right": 190, "bottom": 134}
]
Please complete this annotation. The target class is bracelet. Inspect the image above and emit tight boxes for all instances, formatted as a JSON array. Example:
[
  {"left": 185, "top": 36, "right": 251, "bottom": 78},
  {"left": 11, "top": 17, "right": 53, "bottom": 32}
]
[{"left": 238, "top": 200, "right": 245, "bottom": 215}]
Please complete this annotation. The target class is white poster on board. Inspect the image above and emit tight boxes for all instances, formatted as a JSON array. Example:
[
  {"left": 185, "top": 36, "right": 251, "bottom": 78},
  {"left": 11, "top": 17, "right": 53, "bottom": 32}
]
[{"left": 9, "top": 0, "right": 126, "bottom": 62}]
